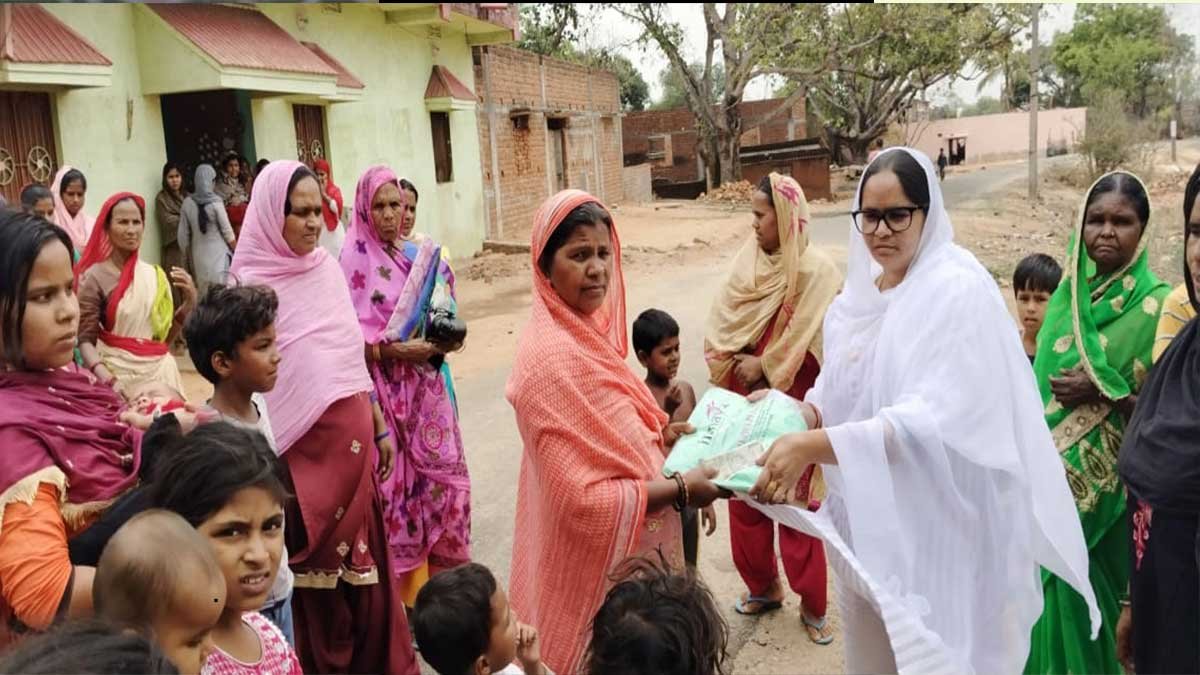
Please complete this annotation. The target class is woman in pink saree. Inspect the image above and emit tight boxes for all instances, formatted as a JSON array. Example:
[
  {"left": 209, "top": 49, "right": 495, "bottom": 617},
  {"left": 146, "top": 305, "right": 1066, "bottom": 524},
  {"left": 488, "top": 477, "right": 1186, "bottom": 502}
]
[{"left": 339, "top": 165, "right": 470, "bottom": 606}]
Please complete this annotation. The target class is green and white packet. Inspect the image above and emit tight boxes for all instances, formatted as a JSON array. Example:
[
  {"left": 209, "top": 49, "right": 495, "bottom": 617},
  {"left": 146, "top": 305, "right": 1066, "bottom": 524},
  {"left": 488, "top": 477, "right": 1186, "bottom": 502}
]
[{"left": 663, "top": 387, "right": 808, "bottom": 494}]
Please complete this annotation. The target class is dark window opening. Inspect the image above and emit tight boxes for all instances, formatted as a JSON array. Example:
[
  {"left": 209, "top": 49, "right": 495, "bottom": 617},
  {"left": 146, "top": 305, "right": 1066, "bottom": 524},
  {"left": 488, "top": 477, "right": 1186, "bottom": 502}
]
[{"left": 430, "top": 111, "right": 453, "bottom": 183}]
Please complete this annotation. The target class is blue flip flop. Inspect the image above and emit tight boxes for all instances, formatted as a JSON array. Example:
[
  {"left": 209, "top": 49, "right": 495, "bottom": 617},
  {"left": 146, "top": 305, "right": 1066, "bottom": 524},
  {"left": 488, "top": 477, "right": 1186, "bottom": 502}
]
[
  {"left": 734, "top": 595, "right": 783, "bottom": 616},
  {"left": 802, "top": 614, "right": 834, "bottom": 645}
]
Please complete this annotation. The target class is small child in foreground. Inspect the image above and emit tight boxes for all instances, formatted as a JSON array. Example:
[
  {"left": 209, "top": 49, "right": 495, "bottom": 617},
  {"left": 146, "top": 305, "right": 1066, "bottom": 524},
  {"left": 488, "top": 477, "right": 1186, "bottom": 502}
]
[
  {"left": 184, "top": 284, "right": 294, "bottom": 645},
  {"left": 633, "top": 309, "right": 715, "bottom": 568},
  {"left": 413, "top": 563, "right": 550, "bottom": 675},
  {"left": 94, "top": 509, "right": 227, "bottom": 674},
  {"left": 1012, "top": 253, "right": 1062, "bottom": 364},
  {"left": 148, "top": 423, "right": 302, "bottom": 675},
  {"left": 585, "top": 552, "right": 729, "bottom": 675}
]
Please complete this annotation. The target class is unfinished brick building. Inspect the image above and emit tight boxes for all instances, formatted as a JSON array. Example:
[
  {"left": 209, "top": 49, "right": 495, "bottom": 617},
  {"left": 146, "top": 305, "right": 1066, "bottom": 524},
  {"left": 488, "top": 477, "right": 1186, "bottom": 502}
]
[
  {"left": 474, "top": 45, "right": 624, "bottom": 239},
  {"left": 623, "top": 97, "right": 830, "bottom": 200}
]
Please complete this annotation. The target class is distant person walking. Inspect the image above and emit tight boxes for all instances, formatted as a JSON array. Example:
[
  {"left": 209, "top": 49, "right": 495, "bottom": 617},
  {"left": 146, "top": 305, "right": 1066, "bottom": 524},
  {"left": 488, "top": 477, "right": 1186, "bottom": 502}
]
[
  {"left": 937, "top": 148, "right": 948, "bottom": 181},
  {"left": 867, "top": 138, "right": 885, "bottom": 163}
]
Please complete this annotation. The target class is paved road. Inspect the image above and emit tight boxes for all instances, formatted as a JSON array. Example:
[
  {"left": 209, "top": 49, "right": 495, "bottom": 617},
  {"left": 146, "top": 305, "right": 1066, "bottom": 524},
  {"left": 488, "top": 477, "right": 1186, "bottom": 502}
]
[{"left": 447, "top": 154, "right": 1056, "bottom": 673}]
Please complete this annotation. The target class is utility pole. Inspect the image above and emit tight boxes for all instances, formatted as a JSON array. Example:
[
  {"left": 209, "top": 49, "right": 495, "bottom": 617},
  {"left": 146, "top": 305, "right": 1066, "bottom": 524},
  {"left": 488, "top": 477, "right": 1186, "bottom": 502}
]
[{"left": 1028, "top": 3, "right": 1040, "bottom": 201}]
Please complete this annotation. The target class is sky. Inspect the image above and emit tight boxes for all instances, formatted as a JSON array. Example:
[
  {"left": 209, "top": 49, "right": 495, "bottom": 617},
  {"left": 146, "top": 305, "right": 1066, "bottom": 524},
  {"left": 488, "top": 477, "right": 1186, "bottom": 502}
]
[{"left": 568, "top": 3, "right": 1190, "bottom": 108}]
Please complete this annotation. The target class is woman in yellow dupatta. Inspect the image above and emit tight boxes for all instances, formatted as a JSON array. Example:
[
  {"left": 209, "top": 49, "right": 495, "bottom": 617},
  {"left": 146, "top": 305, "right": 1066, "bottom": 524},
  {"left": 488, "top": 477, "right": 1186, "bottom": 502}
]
[
  {"left": 704, "top": 173, "right": 842, "bottom": 643},
  {"left": 76, "top": 193, "right": 196, "bottom": 398}
]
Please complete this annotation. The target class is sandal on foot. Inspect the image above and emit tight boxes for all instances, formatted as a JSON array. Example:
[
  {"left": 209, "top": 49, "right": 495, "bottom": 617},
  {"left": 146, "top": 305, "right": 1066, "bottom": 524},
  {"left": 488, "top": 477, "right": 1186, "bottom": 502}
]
[
  {"left": 734, "top": 595, "right": 783, "bottom": 616},
  {"left": 802, "top": 614, "right": 834, "bottom": 645}
]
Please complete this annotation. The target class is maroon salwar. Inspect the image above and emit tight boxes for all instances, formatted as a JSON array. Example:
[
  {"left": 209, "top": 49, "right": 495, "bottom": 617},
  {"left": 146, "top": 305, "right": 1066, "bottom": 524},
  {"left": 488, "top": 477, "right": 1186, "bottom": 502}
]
[
  {"left": 723, "top": 310, "right": 828, "bottom": 617},
  {"left": 284, "top": 392, "right": 418, "bottom": 674}
]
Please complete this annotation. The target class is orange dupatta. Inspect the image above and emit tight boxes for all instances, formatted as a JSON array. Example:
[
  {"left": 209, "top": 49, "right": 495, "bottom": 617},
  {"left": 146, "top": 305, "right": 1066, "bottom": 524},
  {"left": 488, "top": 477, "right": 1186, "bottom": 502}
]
[{"left": 505, "top": 190, "right": 678, "bottom": 674}]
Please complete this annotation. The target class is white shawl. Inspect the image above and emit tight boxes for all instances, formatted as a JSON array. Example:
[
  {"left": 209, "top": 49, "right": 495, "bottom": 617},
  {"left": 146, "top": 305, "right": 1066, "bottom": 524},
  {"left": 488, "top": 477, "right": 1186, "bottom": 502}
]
[{"left": 758, "top": 147, "right": 1099, "bottom": 673}]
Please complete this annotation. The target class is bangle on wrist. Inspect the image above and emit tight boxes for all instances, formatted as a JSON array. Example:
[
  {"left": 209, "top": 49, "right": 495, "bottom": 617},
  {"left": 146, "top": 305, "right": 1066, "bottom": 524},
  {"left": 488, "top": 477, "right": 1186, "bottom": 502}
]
[
  {"left": 375, "top": 430, "right": 390, "bottom": 443},
  {"left": 670, "top": 472, "right": 688, "bottom": 512},
  {"left": 810, "top": 403, "right": 824, "bottom": 430},
  {"left": 372, "top": 343, "right": 382, "bottom": 362}
]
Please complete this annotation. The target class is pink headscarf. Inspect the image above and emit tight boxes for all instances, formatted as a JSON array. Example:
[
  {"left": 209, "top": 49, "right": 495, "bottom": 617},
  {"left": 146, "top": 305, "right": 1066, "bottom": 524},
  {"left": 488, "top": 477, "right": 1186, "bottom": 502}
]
[
  {"left": 339, "top": 165, "right": 408, "bottom": 342},
  {"left": 229, "top": 160, "right": 372, "bottom": 452},
  {"left": 51, "top": 165, "right": 93, "bottom": 250}
]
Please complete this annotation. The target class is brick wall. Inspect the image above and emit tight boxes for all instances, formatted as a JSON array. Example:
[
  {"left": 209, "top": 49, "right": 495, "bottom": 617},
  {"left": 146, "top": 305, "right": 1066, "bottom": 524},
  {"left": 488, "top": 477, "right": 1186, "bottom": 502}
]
[
  {"left": 476, "top": 45, "right": 625, "bottom": 238},
  {"left": 623, "top": 97, "right": 808, "bottom": 185}
]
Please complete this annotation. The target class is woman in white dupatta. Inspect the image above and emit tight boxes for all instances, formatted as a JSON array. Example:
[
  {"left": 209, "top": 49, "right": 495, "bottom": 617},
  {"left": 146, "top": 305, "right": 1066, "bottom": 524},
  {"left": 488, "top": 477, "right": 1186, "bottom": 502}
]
[{"left": 749, "top": 148, "right": 1099, "bottom": 673}]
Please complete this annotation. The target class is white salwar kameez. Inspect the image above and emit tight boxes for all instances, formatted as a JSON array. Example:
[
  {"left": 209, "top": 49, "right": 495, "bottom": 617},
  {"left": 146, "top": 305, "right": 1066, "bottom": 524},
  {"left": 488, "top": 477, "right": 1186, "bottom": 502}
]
[{"left": 754, "top": 148, "right": 1100, "bottom": 674}]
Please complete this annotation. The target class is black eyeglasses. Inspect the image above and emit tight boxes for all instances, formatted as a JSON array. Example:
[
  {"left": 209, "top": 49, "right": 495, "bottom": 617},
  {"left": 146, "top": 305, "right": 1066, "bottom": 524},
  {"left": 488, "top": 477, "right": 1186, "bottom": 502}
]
[{"left": 851, "top": 206, "right": 927, "bottom": 234}]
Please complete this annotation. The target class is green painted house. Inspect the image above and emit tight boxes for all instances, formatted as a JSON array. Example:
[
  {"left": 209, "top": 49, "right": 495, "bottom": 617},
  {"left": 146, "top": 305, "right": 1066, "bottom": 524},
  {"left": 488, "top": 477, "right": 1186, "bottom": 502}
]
[{"left": 0, "top": 2, "right": 516, "bottom": 259}]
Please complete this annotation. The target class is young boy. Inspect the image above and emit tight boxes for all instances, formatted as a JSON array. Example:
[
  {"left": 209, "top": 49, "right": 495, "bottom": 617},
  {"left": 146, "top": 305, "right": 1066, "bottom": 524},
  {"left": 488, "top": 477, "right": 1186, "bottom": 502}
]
[
  {"left": 1012, "top": 253, "right": 1063, "bottom": 364},
  {"left": 183, "top": 283, "right": 294, "bottom": 644},
  {"left": 632, "top": 309, "right": 714, "bottom": 568},
  {"left": 412, "top": 563, "right": 550, "bottom": 675},
  {"left": 94, "top": 509, "right": 227, "bottom": 674}
]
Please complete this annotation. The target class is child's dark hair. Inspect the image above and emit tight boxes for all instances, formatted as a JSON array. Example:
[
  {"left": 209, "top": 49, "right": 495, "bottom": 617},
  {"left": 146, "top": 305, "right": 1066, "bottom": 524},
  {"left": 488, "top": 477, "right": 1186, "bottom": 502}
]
[
  {"left": 400, "top": 178, "right": 420, "bottom": 203},
  {"left": 632, "top": 309, "right": 680, "bottom": 356},
  {"left": 147, "top": 422, "right": 289, "bottom": 528},
  {"left": 1012, "top": 253, "right": 1062, "bottom": 294},
  {"left": 861, "top": 150, "right": 931, "bottom": 209},
  {"left": 755, "top": 175, "right": 775, "bottom": 208},
  {"left": 183, "top": 284, "right": 278, "bottom": 385},
  {"left": 586, "top": 551, "right": 729, "bottom": 675},
  {"left": 1086, "top": 171, "right": 1150, "bottom": 227},
  {"left": 537, "top": 201, "right": 612, "bottom": 276},
  {"left": 255, "top": 158, "right": 271, "bottom": 175},
  {"left": 0, "top": 620, "right": 179, "bottom": 674},
  {"left": 0, "top": 210, "right": 74, "bottom": 367},
  {"left": 20, "top": 184, "right": 52, "bottom": 213},
  {"left": 59, "top": 168, "right": 87, "bottom": 194},
  {"left": 412, "top": 562, "right": 497, "bottom": 675},
  {"left": 284, "top": 166, "right": 319, "bottom": 216}
]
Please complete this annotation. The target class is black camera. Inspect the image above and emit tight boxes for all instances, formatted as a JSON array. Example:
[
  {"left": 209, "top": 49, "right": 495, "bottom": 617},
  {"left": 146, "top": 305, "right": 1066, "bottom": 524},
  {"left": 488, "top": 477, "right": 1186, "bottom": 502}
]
[{"left": 424, "top": 306, "right": 466, "bottom": 369}]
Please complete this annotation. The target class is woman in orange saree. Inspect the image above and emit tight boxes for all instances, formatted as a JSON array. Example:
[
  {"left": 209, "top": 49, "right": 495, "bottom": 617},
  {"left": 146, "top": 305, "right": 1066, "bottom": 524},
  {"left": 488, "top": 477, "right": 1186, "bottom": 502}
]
[{"left": 506, "top": 190, "right": 725, "bottom": 673}]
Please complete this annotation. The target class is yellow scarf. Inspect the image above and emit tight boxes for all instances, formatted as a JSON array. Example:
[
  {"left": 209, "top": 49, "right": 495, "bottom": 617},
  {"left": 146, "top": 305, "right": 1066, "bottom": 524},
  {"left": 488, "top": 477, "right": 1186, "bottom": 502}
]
[{"left": 704, "top": 173, "right": 842, "bottom": 391}]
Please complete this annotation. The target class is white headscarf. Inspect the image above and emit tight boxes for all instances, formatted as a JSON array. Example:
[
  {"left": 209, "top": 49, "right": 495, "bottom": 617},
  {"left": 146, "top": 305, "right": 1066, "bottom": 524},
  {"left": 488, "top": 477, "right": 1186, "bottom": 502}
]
[{"left": 806, "top": 147, "right": 1099, "bottom": 672}]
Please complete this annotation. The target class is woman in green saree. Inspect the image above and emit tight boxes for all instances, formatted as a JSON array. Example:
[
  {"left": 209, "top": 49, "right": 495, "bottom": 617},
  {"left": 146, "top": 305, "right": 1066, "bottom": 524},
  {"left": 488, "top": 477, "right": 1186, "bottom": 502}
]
[{"left": 1026, "top": 171, "right": 1170, "bottom": 674}]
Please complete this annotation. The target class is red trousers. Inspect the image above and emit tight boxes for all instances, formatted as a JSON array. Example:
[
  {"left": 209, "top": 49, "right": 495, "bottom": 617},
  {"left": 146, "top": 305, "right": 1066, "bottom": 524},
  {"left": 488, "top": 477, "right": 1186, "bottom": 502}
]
[{"left": 729, "top": 499, "right": 827, "bottom": 617}]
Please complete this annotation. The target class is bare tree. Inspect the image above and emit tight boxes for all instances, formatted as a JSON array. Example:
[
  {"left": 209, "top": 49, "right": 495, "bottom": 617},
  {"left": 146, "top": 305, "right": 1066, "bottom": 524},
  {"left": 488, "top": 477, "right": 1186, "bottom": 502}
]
[{"left": 617, "top": 3, "right": 866, "bottom": 188}]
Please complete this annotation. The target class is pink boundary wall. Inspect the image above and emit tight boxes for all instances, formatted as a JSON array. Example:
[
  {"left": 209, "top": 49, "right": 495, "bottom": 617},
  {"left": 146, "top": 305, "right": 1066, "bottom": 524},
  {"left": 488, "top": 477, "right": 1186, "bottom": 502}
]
[{"left": 901, "top": 107, "right": 1087, "bottom": 164}]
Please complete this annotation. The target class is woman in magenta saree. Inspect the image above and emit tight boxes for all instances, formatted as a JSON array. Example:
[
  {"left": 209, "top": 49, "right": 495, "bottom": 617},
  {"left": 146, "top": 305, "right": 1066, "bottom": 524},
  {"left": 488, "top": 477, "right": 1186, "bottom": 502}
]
[{"left": 340, "top": 165, "right": 470, "bottom": 605}]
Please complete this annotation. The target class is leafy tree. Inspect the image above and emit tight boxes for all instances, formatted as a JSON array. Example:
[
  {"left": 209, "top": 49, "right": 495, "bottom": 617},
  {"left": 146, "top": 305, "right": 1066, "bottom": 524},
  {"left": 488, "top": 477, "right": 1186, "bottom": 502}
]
[
  {"left": 774, "top": 4, "right": 1029, "bottom": 162},
  {"left": 654, "top": 61, "right": 725, "bottom": 110},
  {"left": 1049, "top": 4, "right": 1194, "bottom": 117},
  {"left": 516, "top": 4, "right": 581, "bottom": 60},
  {"left": 517, "top": 6, "right": 650, "bottom": 112},
  {"left": 588, "top": 51, "right": 651, "bottom": 112}
]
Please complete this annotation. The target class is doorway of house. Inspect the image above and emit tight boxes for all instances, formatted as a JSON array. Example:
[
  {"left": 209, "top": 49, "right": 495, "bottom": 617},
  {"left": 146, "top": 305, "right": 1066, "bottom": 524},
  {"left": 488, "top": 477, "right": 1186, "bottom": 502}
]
[
  {"left": 293, "top": 104, "right": 328, "bottom": 166},
  {"left": 548, "top": 117, "right": 567, "bottom": 191},
  {"left": 160, "top": 90, "right": 256, "bottom": 191},
  {"left": 0, "top": 91, "right": 57, "bottom": 203},
  {"left": 947, "top": 136, "right": 967, "bottom": 166}
]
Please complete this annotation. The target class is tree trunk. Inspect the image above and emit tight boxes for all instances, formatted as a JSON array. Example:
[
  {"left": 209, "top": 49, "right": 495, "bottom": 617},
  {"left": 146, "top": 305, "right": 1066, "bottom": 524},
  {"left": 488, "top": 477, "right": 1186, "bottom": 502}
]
[
  {"left": 696, "top": 126, "right": 722, "bottom": 190},
  {"left": 721, "top": 99, "right": 744, "bottom": 183}
]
